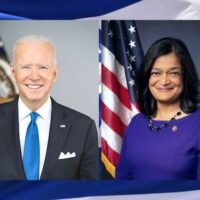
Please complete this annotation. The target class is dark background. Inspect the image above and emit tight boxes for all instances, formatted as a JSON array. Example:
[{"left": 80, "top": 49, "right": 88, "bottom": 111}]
[{"left": 136, "top": 20, "right": 200, "bottom": 76}]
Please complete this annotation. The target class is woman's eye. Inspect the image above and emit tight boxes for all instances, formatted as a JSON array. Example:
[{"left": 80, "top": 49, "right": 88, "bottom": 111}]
[
  {"left": 151, "top": 71, "right": 160, "bottom": 76},
  {"left": 169, "top": 71, "right": 181, "bottom": 76}
]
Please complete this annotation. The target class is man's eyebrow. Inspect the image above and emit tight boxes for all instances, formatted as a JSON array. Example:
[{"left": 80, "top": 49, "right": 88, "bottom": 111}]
[{"left": 19, "top": 64, "right": 31, "bottom": 67}]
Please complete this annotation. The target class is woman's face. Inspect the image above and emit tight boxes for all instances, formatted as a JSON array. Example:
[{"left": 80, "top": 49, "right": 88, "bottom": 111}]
[{"left": 148, "top": 52, "right": 183, "bottom": 106}]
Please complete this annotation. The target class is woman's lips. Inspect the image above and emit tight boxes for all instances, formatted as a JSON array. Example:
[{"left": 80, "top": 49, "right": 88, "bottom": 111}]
[{"left": 156, "top": 87, "right": 173, "bottom": 92}]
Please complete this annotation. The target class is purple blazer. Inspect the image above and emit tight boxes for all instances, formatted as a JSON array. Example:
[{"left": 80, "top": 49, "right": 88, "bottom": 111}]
[{"left": 116, "top": 110, "right": 200, "bottom": 180}]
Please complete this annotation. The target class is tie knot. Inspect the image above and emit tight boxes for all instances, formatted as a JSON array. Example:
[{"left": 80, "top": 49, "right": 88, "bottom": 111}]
[{"left": 30, "top": 112, "right": 39, "bottom": 122}]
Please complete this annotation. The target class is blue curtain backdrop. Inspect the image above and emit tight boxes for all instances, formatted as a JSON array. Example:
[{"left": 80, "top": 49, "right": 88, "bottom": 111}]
[
  {"left": 0, "top": 0, "right": 141, "bottom": 19},
  {"left": 0, "top": 181, "right": 200, "bottom": 199}
]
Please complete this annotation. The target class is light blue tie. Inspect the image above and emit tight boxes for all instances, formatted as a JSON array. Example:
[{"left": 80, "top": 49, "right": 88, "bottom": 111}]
[{"left": 23, "top": 112, "right": 40, "bottom": 180}]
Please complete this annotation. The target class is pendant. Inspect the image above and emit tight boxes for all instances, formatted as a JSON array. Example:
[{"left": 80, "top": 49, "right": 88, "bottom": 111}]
[{"left": 172, "top": 125, "right": 178, "bottom": 132}]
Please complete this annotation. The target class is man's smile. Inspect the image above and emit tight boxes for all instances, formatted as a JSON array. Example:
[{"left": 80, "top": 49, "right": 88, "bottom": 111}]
[{"left": 25, "top": 84, "right": 43, "bottom": 89}]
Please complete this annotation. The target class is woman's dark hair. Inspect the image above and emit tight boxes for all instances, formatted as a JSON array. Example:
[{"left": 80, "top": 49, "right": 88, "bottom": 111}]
[{"left": 138, "top": 37, "right": 200, "bottom": 116}]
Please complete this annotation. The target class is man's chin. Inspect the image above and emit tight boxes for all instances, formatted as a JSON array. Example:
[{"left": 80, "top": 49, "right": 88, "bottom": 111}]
[{"left": 24, "top": 96, "right": 45, "bottom": 104}]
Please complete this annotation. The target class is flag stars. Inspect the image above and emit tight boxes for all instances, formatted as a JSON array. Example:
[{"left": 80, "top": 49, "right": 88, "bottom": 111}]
[
  {"left": 129, "top": 79, "right": 135, "bottom": 86},
  {"left": 130, "top": 55, "right": 136, "bottom": 62},
  {"left": 128, "top": 40, "right": 136, "bottom": 48},
  {"left": 127, "top": 65, "right": 133, "bottom": 71},
  {"left": 128, "top": 25, "right": 136, "bottom": 34},
  {"left": 108, "top": 30, "right": 113, "bottom": 37}
]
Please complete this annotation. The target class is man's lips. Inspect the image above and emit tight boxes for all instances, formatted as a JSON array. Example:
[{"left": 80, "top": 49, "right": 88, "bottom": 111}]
[{"left": 25, "top": 84, "right": 43, "bottom": 89}]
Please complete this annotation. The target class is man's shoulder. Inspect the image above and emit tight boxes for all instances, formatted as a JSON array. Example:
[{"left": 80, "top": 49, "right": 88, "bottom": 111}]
[
  {"left": 0, "top": 98, "right": 17, "bottom": 112},
  {"left": 0, "top": 99, "right": 17, "bottom": 121},
  {"left": 51, "top": 99, "right": 94, "bottom": 124}
]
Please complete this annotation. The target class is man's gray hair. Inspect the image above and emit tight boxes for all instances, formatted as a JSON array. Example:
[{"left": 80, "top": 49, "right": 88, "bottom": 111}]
[{"left": 12, "top": 34, "right": 57, "bottom": 64}]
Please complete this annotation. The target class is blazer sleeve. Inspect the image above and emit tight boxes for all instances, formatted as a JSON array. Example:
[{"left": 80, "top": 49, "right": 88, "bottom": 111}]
[
  {"left": 115, "top": 129, "right": 132, "bottom": 180},
  {"left": 115, "top": 116, "right": 138, "bottom": 180},
  {"left": 196, "top": 124, "right": 200, "bottom": 179},
  {"left": 78, "top": 119, "right": 99, "bottom": 180}
]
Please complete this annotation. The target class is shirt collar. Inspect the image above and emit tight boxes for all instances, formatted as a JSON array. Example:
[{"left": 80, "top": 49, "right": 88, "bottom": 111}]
[{"left": 18, "top": 97, "right": 52, "bottom": 121}]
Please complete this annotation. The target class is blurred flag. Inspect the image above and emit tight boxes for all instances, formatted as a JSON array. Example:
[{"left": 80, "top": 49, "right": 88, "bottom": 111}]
[
  {"left": 0, "top": 12, "right": 27, "bottom": 19},
  {"left": 100, "top": 21, "right": 144, "bottom": 177},
  {"left": 66, "top": 189, "right": 200, "bottom": 199},
  {"left": 88, "top": 0, "right": 200, "bottom": 19},
  {"left": 0, "top": 0, "right": 140, "bottom": 19},
  {"left": 0, "top": 0, "right": 200, "bottom": 19},
  {"left": 0, "top": 36, "right": 17, "bottom": 99},
  {"left": 0, "top": 180, "right": 200, "bottom": 199}
]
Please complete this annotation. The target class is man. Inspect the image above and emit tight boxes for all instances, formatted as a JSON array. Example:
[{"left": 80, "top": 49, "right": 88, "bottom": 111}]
[{"left": 0, "top": 35, "right": 98, "bottom": 180}]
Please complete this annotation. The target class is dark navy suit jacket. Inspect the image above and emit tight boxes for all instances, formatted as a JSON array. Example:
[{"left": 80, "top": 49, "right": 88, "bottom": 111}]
[{"left": 0, "top": 97, "right": 98, "bottom": 180}]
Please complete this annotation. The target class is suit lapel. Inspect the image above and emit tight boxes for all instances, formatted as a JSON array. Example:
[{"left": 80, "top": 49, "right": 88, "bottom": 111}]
[
  {"left": 0, "top": 98, "right": 26, "bottom": 179},
  {"left": 40, "top": 99, "right": 71, "bottom": 179}
]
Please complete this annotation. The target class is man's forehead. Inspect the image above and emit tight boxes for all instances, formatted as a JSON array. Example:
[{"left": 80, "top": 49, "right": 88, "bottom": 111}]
[
  {"left": 16, "top": 42, "right": 53, "bottom": 51},
  {"left": 13, "top": 39, "right": 57, "bottom": 65}
]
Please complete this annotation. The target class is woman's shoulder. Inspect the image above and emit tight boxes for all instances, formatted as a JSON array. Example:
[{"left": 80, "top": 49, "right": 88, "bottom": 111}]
[
  {"left": 184, "top": 109, "right": 200, "bottom": 121},
  {"left": 190, "top": 109, "right": 200, "bottom": 122},
  {"left": 124, "top": 113, "right": 147, "bottom": 137},
  {"left": 129, "top": 112, "right": 147, "bottom": 125},
  {"left": 133, "top": 112, "right": 146, "bottom": 119},
  {"left": 193, "top": 109, "right": 200, "bottom": 116}
]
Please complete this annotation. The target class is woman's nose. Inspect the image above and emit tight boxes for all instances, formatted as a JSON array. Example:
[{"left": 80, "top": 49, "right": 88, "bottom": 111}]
[{"left": 160, "top": 73, "right": 170, "bottom": 85}]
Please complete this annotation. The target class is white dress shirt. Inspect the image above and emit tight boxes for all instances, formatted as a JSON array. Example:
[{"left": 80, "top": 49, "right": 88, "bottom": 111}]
[{"left": 18, "top": 97, "right": 52, "bottom": 177}]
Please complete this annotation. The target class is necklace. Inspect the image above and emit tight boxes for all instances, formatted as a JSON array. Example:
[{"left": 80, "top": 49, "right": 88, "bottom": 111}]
[{"left": 148, "top": 111, "right": 182, "bottom": 131}]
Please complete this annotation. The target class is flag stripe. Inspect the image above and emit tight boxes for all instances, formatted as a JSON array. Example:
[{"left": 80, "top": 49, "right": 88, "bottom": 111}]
[
  {"left": 101, "top": 120, "right": 122, "bottom": 154},
  {"left": 102, "top": 137, "right": 120, "bottom": 166},
  {"left": 102, "top": 64, "right": 132, "bottom": 110},
  {"left": 102, "top": 45, "right": 127, "bottom": 88},
  {"left": 101, "top": 101, "right": 127, "bottom": 137},
  {"left": 101, "top": 84, "right": 133, "bottom": 126}
]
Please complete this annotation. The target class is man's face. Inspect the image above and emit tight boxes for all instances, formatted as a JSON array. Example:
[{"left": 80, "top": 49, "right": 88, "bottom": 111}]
[{"left": 11, "top": 42, "right": 58, "bottom": 109}]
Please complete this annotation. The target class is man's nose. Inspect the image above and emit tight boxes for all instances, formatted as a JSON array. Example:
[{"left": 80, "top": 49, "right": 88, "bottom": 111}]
[{"left": 29, "top": 66, "right": 40, "bottom": 80}]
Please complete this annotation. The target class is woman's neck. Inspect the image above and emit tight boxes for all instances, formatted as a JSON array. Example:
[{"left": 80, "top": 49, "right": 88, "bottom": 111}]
[{"left": 154, "top": 102, "right": 182, "bottom": 120}]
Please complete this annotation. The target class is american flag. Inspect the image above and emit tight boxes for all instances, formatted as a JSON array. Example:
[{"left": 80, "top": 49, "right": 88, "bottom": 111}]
[{"left": 100, "top": 20, "right": 144, "bottom": 177}]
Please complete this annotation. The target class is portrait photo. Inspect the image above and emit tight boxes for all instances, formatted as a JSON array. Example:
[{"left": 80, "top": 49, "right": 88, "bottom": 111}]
[
  {"left": 100, "top": 20, "right": 200, "bottom": 180},
  {"left": 0, "top": 20, "right": 99, "bottom": 180}
]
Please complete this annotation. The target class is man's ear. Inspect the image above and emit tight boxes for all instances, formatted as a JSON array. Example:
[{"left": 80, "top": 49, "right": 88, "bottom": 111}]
[
  {"left": 54, "top": 65, "right": 59, "bottom": 83},
  {"left": 10, "top": 63, "right": 16, "bottom": 80}
]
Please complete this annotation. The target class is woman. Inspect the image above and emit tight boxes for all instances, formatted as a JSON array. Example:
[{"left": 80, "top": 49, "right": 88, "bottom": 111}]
[{"left": 115, "top": 37, "right": 200, "bottom": 180}]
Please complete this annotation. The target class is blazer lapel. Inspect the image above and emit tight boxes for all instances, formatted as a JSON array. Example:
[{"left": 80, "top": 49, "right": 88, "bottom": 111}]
[
  {"left": 0, "top": 98, "right": 26, "bottom": 179},
  {"left": 40, "top": 99, "right": 71, "bottom": 179}
]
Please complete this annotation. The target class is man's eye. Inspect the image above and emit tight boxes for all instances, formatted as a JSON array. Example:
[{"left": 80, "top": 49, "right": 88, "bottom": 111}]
[
  {"left": 39, "top": 66, "right": 48, "bottom": 69},
  {"left": 21, "top": 65, "right": 30, "bottom": 69}
]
